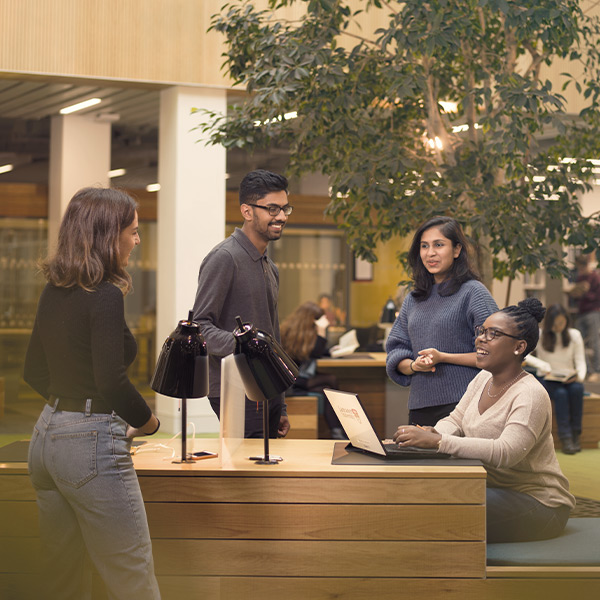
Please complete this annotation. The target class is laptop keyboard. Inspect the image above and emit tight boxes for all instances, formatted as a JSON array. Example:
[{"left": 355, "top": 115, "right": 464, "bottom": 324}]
[{"left": 383, "top": 442, "right": 439, "bottom": 455}]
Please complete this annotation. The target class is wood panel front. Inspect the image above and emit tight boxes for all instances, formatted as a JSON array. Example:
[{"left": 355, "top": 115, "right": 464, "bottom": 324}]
[
  {"left": 144, "top": 503, "right": 485, "bottom": 540},
  {"left": 0, "top": 440, "right": 487, "bottom": 599},
  {"left": 151, "top": 539, "right": 485, "bottom": 578},
  {"left": 139, "top": 475, "right": 485, "bottom": 504}
]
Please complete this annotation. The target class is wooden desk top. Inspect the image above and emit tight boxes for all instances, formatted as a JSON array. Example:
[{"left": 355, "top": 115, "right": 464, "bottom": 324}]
[
  {"left": 317, "top": 352, "right": 386, "bottom": 368},
  {"left": 0, "top": 438, "right": 485, "bottom": 480},
  {"left": 129, "top": 438, "right": 485, "bottom": 479}
]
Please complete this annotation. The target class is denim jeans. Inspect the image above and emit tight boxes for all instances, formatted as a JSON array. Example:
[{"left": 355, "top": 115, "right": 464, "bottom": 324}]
[
  {"left": 487, "top": 486, "right": 571, "bottom": 543},
  {"left": 576, "top": 310, "right": 600, "bottom": 373},
  {"left": 28, "top": 402, "right": 161, "bottom": 600},
  {"left": 543, "top": 380, "right": 584, "bottom": 440}
]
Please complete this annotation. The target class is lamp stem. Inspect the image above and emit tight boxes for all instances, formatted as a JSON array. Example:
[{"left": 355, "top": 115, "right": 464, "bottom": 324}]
[
  {"left": 263, "top": 398, "right": 270, "bottom": 462},
  {"left": 181, "top": 395, "right": 187, "bottom": 462}
]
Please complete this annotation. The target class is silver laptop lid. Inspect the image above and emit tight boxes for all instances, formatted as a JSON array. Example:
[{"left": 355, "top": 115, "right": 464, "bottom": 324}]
[{"left": 323, "top": 388, "right": 386, "bottom": 456}]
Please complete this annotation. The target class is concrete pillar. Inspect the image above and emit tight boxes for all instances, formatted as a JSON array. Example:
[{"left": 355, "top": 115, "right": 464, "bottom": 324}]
[
  {"left": 156, "top": 86, "right": 227, "bottom": 434},
  {"left": 48, "top": 114, "right": 111, "bottom": 249}
]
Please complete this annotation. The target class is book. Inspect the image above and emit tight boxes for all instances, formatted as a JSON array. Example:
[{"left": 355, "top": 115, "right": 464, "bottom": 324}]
[
  {"left": 543, "top": 368, "right": 577, "bottom": 383},
  {"left": 329, "top": 329, "right": 359, "bottom": 358}
]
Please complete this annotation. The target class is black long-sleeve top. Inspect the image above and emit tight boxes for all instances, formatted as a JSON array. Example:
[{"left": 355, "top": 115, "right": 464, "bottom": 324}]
[{"left": 24, "top": 281, "right": 152, "bottom": 427}]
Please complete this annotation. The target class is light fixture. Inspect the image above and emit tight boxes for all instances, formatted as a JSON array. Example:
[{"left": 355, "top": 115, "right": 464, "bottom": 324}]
[
  {"left": 439, "top": 101, "right": 458, "bottom": 113},
  {"left": 146, "top": 183, "right": 160, "bottom": 192},
  {"left": 0, "top": 164, "right": 14, "bottom": 175},
  {"left": 108, "top": 168, "right": 126, "bottom": 178},
  {"left": 151, "top": 311, "right": 209, "bottom": 463},
  {"left": 59, "top": 98, "right": 102, "bottom": 115},
  {"left": 233, "top": 316, "right": 298, "bottom": 464}
]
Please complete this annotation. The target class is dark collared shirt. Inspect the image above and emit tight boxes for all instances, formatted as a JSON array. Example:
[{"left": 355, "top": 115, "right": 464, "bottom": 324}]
[{"left": 193, "top": 228, "right": 280, "bottom": 400}]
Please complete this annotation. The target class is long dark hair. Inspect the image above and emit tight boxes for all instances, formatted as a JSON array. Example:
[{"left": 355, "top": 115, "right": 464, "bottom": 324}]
[
  {"left": 280, "top": 301, "right": 324, "bottom": 363},
  {"left": 42, "top": 187, "right": 137, "bottom": 294},
  {"left": 541, "top": 304, "right": 571, "bottom": 353},
  {"left": 500, "top": 297, "right": 546, "bottom": 358},
  {"left": 408, "top": 216, "right": 480, "bottom": 300}
]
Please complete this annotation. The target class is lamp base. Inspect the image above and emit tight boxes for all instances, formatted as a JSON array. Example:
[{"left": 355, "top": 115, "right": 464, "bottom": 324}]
[
  {"left": 249, "top": 454, "right": 283, "bottom": 464},
  {"left": 171, "top": 454, "right": 197, "bottom": 464}
]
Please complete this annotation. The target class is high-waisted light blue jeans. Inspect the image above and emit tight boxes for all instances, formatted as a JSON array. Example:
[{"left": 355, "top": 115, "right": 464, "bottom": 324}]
[{"left": 28, "top": 402, "right": 161, "bottom": 600}]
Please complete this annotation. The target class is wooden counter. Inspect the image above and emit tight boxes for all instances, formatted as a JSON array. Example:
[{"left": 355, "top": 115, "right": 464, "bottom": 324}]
[{"left": 0, "top": 438, "right": 487, "bottom": 599}]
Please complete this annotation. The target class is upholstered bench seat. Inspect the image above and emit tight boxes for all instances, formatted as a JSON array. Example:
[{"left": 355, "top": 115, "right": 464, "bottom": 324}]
[{"left": 487, "top": 518, "right": 600, "bottom": 566}]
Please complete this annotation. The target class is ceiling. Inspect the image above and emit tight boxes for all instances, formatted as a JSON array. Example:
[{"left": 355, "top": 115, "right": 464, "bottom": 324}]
[{"left": 0, "top": 77, "right": 289, "bottom": 191}]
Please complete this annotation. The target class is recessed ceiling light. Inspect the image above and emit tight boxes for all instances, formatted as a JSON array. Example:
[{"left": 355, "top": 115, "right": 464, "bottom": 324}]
[
  {"left": 146, "top": 183, "right": 161, "bottom": 192},
  {"left": 59, "top": 98, "right": 102, "bottom": 115},
  {"left": 0, "top": 164, "right": 14, "bottom": 174},
  {"left": 108, "top": 168, "right": 126, "bottom": 178}
]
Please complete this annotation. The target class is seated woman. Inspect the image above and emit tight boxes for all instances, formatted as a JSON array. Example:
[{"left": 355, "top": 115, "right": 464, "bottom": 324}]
[
  {"left": 280, "top": 301, "right": 345, "bottom": 439},
  {"left": 393, "top": 298, "right": 575, "bottom": 543},
  {"left": 526, "top": 304, "right": 586, "bottom": 454}
]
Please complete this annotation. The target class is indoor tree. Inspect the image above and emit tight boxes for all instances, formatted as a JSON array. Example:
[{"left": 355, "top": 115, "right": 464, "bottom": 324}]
[{"left": 196, "top": 0, "right": 600, "bottom": 300}]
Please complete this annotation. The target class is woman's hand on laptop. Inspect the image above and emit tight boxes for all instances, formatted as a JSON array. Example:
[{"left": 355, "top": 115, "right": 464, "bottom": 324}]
[{"left": 393, "top": 424, "right": 441, "bottom": 449}]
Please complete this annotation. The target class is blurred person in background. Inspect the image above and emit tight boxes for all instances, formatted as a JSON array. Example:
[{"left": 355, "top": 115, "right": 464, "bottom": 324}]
[
  {"left": 526, "top": 304, "right": 586, "bottom": 454},
  {"left": 281, "top": 301, "right": 346, "bottom": 439}
]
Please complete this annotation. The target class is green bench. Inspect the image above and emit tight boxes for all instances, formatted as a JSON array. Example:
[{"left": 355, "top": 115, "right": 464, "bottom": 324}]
[{"left": 485, "top": 518, "right": 600, "bottom": 598}]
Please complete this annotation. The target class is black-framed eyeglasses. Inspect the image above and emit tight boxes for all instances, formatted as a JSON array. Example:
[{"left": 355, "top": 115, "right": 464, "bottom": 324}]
[
  {"left": 247, "top": 203, "right": 293, "bottom": 217},
  {"left": 475, "top": 325, "right": 522, "bottom": 342}
]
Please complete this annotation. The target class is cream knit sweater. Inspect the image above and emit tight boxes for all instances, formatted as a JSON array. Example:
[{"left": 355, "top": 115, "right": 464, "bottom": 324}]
[{"left": 436, "top": 370, "right": 575, "bottom": 509}]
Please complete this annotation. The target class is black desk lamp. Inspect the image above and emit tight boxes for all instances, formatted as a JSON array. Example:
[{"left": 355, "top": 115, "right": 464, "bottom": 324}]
[
  {"left": 150, "top": 310, "right": 209, "bottom": 463},
  {"left": 233, "top": 315, "right": 298, "bottom": 464},
  {"left": 380, "top": 297, "right": 397, "bottom": 323}
]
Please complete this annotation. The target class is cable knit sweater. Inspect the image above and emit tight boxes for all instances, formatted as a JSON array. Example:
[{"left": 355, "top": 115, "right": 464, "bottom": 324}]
[
  {"left": 436, "top": 370, "right": 575, "bottom": 509},
  {"left": 386, "top": 280, "right": 498, "bottom": 410}
]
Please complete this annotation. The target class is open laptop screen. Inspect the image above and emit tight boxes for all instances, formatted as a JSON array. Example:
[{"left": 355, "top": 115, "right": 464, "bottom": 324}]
[{"left": 324, "top": 388, "right": 387, "bottom": 456}]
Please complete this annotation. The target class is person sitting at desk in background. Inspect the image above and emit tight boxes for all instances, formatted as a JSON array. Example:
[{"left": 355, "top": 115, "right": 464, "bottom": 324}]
[
  {"left": 526, "top": 304, "right": 586, "bottom": 455},
  {"left": 23, "top": 187, "right": 161, "bottom": 599},
  {"left": 393, "top": 298, "right": 575, "bottom": 543},
  {"left": 280, "top": 301, "right": 346, "bottom": 439},
  {"left": 318, "top": 293, "right": 346, "bottom": 327},
  {"left": 386, "top": 216, "right": 498, "bottom": 426}
]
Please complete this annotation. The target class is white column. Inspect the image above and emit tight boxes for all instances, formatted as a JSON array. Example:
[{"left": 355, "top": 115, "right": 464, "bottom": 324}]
[
  {"left": 48, "top": 114, "right": 111, "bottom": 249},
  {"left": 156, "top": 86, "right": 227, "bottom": 434}
]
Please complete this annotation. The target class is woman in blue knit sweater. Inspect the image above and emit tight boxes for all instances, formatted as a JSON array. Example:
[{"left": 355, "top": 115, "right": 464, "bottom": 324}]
[{"left": 386, "top": 216, "right": 498, "bottom": 425}]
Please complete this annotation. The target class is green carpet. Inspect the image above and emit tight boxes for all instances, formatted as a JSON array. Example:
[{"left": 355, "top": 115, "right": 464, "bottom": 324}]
[{"left": 556, "top": 447, "right": 600, "bottom": 501}]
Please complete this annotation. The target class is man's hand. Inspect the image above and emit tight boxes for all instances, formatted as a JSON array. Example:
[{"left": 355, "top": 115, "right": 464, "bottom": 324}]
[{"left": 278, "top": 415, "right": 290, "bottom": 437}]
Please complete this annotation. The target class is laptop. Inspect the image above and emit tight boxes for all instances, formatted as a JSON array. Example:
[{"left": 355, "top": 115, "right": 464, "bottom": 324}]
[{"left": 324, "top": 388, "right": 451, "bottom": 460}]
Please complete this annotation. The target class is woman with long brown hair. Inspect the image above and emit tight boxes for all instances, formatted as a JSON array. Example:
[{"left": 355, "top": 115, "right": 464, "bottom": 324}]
[
  {"left": 24, "top": 187, "right": 161, "bottom": 599},
  {"left": 280, "top": 301, "right": 345, "bottom": 439}
]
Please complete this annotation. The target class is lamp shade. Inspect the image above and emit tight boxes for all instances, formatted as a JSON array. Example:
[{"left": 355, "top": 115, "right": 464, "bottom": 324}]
[
  {"left": 233, "top": 316, "right": 298, "bottom": 402},
  {"left": 150, "top": 311, "right": 209, "bottom": 399},
  {"left": 380, "top": 298, "right": 397, "bottom": 323}
]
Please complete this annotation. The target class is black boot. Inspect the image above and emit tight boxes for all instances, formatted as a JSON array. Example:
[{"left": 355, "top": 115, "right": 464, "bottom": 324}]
[
  {"left": 572, "top": 434, "right": 582, "bottom": 452},
  {"left": 561, "top": 437, "right": 577, "bottom": 455}
]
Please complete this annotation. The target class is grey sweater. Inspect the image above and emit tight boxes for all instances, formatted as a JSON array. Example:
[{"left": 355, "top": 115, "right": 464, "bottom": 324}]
[
  {"left": 386, "top": 280, "right": 498, "bottom": 410},
  {"left": 192, "top": 228, "right": 281, "bottom": 402}
]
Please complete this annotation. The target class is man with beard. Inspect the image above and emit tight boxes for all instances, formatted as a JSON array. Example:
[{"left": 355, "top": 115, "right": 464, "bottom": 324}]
[{"left": 193, "top": 170, "right": 292, "bottom": 438}]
